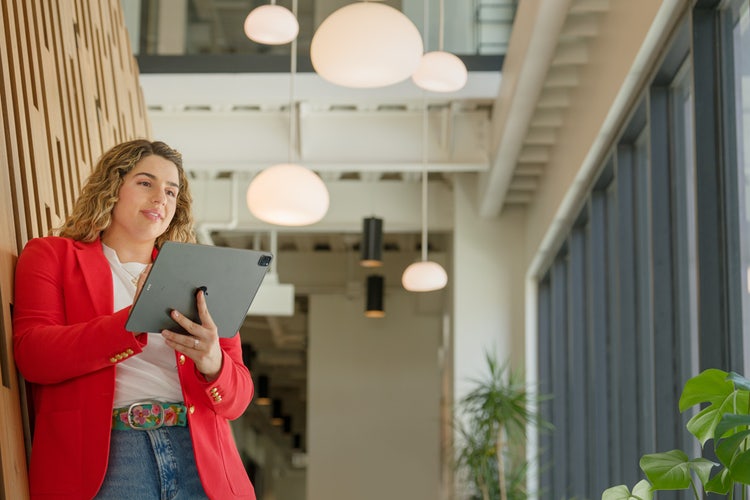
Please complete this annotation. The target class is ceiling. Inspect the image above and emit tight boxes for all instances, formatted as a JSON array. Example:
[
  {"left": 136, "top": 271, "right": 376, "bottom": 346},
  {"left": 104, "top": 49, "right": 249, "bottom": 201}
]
[{"left": 132, "top": 0, "right": 611, "bottom": 458}]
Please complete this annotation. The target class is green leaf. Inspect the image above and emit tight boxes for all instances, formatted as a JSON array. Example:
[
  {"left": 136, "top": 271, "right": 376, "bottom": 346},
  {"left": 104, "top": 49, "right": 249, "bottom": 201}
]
[
  {"left": 715, "top": 414, "right": 750, "bottom": 441},
  {"left": 601, "top": 480, "right": 652, "bottom": 500},
  {"left": 705, "top": 468, "right": 732, "bottom": 494},
  {"left": 686, "top": 394, "right": 745, "bottom": 446},
  {"left": 601, "top": 485, "right": 633, "bottom": 500},
  {"left": 680, "top": 369, "right": 746, "bottom": 445},
  {"left": 714, "top": 428, "right": 750, "bottom": 467},
  {"left": 690, "top": 458, "right": 719, "bottom": 485},
  {"left": 729, "top": 449, "right": 750, "bottom": 484},
  {"left": 631, "top": 479, "right": 653, "bottom": 499},
  {"left": 728, "top": 371, "right": 750, "bottom": 391},
  {"left": 679, "top": 369, "right": 732, "bottom": 412},
  {"left": 640, "top": 450, "right": 692, "bottom": 489},
  {"left": 640, "top": 450, "right": 715, "bottom": 490}
]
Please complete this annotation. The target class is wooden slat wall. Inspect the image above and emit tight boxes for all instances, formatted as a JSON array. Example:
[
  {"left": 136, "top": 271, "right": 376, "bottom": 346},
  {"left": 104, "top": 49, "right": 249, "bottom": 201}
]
[{"left": 0, "top": 0, "right": 149, "bottom": 497}]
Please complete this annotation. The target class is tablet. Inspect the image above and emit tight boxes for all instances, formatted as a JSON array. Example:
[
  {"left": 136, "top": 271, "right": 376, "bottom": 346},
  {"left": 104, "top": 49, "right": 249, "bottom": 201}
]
[{"left": 125, "top": 241, "right": 273, "bottom": 337}]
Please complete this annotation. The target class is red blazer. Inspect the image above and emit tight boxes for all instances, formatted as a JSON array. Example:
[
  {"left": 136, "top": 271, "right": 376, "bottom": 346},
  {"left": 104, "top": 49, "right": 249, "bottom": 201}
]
[{"left": 13, "top": 237, "right": 256, "bottom": 500}]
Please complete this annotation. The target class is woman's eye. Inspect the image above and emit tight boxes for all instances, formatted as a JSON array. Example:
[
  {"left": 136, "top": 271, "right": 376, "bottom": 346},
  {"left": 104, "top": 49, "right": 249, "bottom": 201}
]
[
  {"left": 166, "top": 190, "right": 177, "bottom": 198},
  {"left": 138, "top": 180, "right": 151, "bottom": 187}
]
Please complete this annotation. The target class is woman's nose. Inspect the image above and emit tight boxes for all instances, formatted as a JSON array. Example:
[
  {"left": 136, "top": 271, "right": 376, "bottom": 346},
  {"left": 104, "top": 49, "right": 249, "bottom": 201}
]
[{"left": 152, "top": 191, "right": 167, "bottom": 204}]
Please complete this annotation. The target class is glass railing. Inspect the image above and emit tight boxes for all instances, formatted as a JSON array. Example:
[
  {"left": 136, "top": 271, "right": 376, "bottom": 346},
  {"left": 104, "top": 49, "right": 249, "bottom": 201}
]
[{"left": 122, "top": 0, "right": 515, "bottom": 73}]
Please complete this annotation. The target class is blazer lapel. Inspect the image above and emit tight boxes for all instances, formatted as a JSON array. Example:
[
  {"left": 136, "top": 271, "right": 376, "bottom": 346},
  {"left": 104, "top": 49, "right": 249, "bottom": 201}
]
[{"left": 74, "top": 239, "right": 114, "bottom": 316}]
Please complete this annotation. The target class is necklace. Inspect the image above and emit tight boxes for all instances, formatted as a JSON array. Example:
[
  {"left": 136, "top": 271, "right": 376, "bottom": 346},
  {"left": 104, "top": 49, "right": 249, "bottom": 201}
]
[
  {"left": 120, "top": 263, "right": 147, "bottom": 287},
  {"left": 122, "top": 268, "right": 141, "bottom": 287},
  {"left": 101, "top": 243, "right": 147, "bottom": 288}
]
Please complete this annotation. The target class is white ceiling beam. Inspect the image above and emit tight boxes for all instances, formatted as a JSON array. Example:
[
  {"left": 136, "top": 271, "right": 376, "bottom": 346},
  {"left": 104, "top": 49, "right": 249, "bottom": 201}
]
[
  {"left": 537, "top": 88, "right": 571, "bottom": 108},
  {"left": 192, "top": 178, "right": 455, "bottom": 233},
  {"left": 515, "top": 163, "right": 546, "bottom": 176},
  {"left": 518, "top": 146, "right": 550, "bottom": 164},
  {"left": 504, "top": 192, "right": 534, "bottom": 204},
  {"left": 552, "top": 41, "right": 589, "bottom": 66},
  {"left": 544, "top": 66, "right": 580, "bottom": 88},
  {"left": 479, "top": 0, "right": 574, "bottom": 217},
  {"left": 570, "top": 0, "right": 611, "bottom": 15},
  {"left": 525, "top": 127, "right": 557, "bottom": 145},
  {"left": 560, "top": 14, "right": 600, "bottom": 40},
  {"left": 140, "top": 72, "right": 501, "bottom": 108},
  {"left": 149, "top": 109, "right": 490, "bottom": 168},
  {"left": 530, "top": 109, "right": 564, "bottom": 128},
  {"left": 184, "top": 160, "right": 489, "bottom": 174},
  {"left": 509, "top": 176, "right": 540, "bottom": 191}
]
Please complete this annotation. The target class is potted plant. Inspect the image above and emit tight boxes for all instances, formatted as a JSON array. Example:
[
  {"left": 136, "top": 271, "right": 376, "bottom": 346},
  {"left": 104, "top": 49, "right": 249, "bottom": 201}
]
[
  {"left": 603, "top": 369, "right": 750, "bottom": 499},
  {"left": 455, "top": 351, "right": 548, "bottom": 500}
]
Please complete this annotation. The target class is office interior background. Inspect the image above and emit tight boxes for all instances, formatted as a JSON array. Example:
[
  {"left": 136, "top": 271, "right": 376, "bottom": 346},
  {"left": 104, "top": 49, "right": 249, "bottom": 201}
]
[{"left": 2, "top": 0, "right": 750, "bottom": 498}]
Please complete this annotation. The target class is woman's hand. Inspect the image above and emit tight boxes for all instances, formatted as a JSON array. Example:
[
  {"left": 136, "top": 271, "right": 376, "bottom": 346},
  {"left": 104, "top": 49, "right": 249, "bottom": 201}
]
[
  {"left": 161, "top": 290, "right": 224, "bottom": 381},
  {"left": 133, "top": 264, "right": 152, "bottom": 302}
]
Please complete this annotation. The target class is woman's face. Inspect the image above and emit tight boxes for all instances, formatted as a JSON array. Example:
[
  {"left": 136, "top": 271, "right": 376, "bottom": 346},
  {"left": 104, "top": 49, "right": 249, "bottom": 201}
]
[{"left": 105, "top": 154, "right": 180, "bottom": 246}]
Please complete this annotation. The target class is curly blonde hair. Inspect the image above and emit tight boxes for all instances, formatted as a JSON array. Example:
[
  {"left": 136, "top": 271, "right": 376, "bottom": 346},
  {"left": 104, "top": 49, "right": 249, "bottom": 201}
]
[{"left": 57, "top": 139, "right": 195, "bottom": 247}]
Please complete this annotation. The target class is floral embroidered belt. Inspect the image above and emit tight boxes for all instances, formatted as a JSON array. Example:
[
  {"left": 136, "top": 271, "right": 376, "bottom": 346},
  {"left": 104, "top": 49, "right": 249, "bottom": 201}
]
[{"left": 112, "top": 401, "right": 187, "bottom": 431}]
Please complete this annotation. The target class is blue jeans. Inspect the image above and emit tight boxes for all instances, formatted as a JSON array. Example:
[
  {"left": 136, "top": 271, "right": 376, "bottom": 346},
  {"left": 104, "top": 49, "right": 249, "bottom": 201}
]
[{"left": 95, "top": 427, "right": 209, "bottom": 499}]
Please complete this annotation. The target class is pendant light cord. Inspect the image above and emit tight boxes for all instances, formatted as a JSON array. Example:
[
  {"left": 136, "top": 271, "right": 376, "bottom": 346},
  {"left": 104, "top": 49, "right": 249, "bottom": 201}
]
[
  {"left": 421, "top": 98, "right": 428, "bottom": 263},
  {"left": 269, "top": 229, "right": 278, "bottom": 275},
  {"left": 423, "top": 0, "right": 430, "bottom": 50},
  {"left": 438, "top": 0, "right": 445, "bottom": 51},
  {"left": 420, "top": 0, "right": 430, "bottom": 263},
  {"left": 424, "top": 0, "right": 445, "bottom": 51},
  {"left": 288, "top": 0, "right": 297, "bottom": 164}
]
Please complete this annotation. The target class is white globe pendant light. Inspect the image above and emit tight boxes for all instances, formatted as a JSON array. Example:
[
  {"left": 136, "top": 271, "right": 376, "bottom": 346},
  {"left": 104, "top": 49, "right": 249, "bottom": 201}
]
[
  {"left": 412, "top": 0, "right": 468, "bottom": 93},
  {"left": 244, "top": 3, "right": 299, "bottom": 45},
  {"left": 247, "top": 163, "right": 329, "bottom": 226},
  {"left": 246, "top": 0, "right": 329, "bottom": 227},
  {"left": 412, "top": 51, "right": 468, "bottom": 92},
  {"left": 310, "top": 2, "right": 423, "bottom": 88},
  {"left": 402, "top": 103, "right": 447, "bottom": 292},
  {"left": 402, "top": 260, "right": 447, "bottom": 292}
]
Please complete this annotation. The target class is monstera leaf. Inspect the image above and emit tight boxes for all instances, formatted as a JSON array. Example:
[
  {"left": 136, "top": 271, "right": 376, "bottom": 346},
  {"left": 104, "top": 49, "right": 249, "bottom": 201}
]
[
  {"left": 704, "top": 467, "right": 733, "bottom": 494},
  {"left": 601, "top": 480, "right": 652, "bottom": 500},
  {"left": 639, "top": 450, "right": 715, "bottom": 490},
  {"left": 727, "top": 371, "right": 750, "bottom": 391},
  {"left": 679, "top": 369, "right": 746, "bottom": 445},
  {"left": 602, "top": 370, "right": 750, "bottom": 497}
]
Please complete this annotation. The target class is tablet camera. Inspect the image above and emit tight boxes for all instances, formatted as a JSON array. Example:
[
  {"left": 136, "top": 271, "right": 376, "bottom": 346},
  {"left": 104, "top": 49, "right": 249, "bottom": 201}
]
[{"left": 258, "top": 255, "right": 272, "bottom": 267}]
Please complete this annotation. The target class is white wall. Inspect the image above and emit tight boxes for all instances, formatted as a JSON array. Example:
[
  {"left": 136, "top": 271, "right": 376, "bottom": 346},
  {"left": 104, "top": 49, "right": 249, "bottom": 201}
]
[
  {"left": 307, "top": 292, "right": 442, "bottom": 500},
  {"left": 451, "top": 174, "right": 526, "bottom": 498},
  {"left": 453, "top": 174, "right": 527, "bottom": 403}
]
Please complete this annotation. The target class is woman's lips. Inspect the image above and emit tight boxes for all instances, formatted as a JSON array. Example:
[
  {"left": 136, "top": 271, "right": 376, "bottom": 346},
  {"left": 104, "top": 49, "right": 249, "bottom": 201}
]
[{"left": 141, "top": 210, "right": 163, "bottom": 221}]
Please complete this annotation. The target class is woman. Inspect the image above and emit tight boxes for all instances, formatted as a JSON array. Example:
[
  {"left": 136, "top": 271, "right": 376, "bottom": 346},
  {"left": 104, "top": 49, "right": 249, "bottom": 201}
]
[{"left": 13, "top": 139, "right": 256, "bottom": 499}]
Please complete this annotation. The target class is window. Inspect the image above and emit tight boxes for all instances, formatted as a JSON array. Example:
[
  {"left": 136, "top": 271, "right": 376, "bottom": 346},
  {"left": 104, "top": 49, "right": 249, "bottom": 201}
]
[
  {"left": 729, "top": 0, "right": 750, "bottom": 370},
  {"left": 535, "top": 15, "right": 702, "bottom": 498}
]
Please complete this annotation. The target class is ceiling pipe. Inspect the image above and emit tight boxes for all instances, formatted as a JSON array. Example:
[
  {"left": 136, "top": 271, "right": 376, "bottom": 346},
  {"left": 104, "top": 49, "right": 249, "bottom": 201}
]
[{"left": 196, "top": 173, "right": 239, "bottom": 245}]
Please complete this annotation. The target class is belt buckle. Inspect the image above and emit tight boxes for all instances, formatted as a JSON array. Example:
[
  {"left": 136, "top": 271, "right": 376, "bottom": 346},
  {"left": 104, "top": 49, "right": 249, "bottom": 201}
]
[{"left": 127, "top": 401, "right": 165, "bottom": 430}]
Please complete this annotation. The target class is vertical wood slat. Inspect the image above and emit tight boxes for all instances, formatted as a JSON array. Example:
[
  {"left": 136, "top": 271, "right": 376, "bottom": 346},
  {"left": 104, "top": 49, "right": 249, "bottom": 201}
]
[
  {"left": 0, "top": 6, "right": 27, "bottom": 496},
  {"left": 0, "top": 0, "right": 149, "bottom": 497}
]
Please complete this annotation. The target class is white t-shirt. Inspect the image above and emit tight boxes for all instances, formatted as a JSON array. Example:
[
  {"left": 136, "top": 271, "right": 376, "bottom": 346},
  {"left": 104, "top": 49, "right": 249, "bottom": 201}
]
[{"left": 102, "top": 243, "right": 184, "bottom": 407}]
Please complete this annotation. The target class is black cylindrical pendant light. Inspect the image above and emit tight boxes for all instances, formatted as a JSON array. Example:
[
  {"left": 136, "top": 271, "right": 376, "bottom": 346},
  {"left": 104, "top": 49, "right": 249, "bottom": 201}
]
[
  {"left": 360, "top": 217, "right": 383, "bottom": 267},
  {"left": 293, "top": 433, "right": 303, "bottom": 450},
  {"left": 365, "top": 275, "right": 385, "bottom": 318},
  {"left": 255, "top": 374, "right": 271, "bottom": 406},
  {"left": 271, "top": 399, "right": 284, "bottom": 426}
]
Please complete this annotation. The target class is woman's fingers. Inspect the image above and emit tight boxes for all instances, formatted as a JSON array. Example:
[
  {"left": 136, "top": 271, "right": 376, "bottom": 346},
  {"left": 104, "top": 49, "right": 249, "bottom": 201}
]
[
  {"left": 133, "top": 264, "right": 152, "bottom": 302},
  {"left": 195, "top": 290, "right": 217, "bottom": 331},
  {"left": 165, "top": 291, "right": 217, "bottom": 340},
  {"left": 161, "top": 290, "right": 223, "bottom": 379}
]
